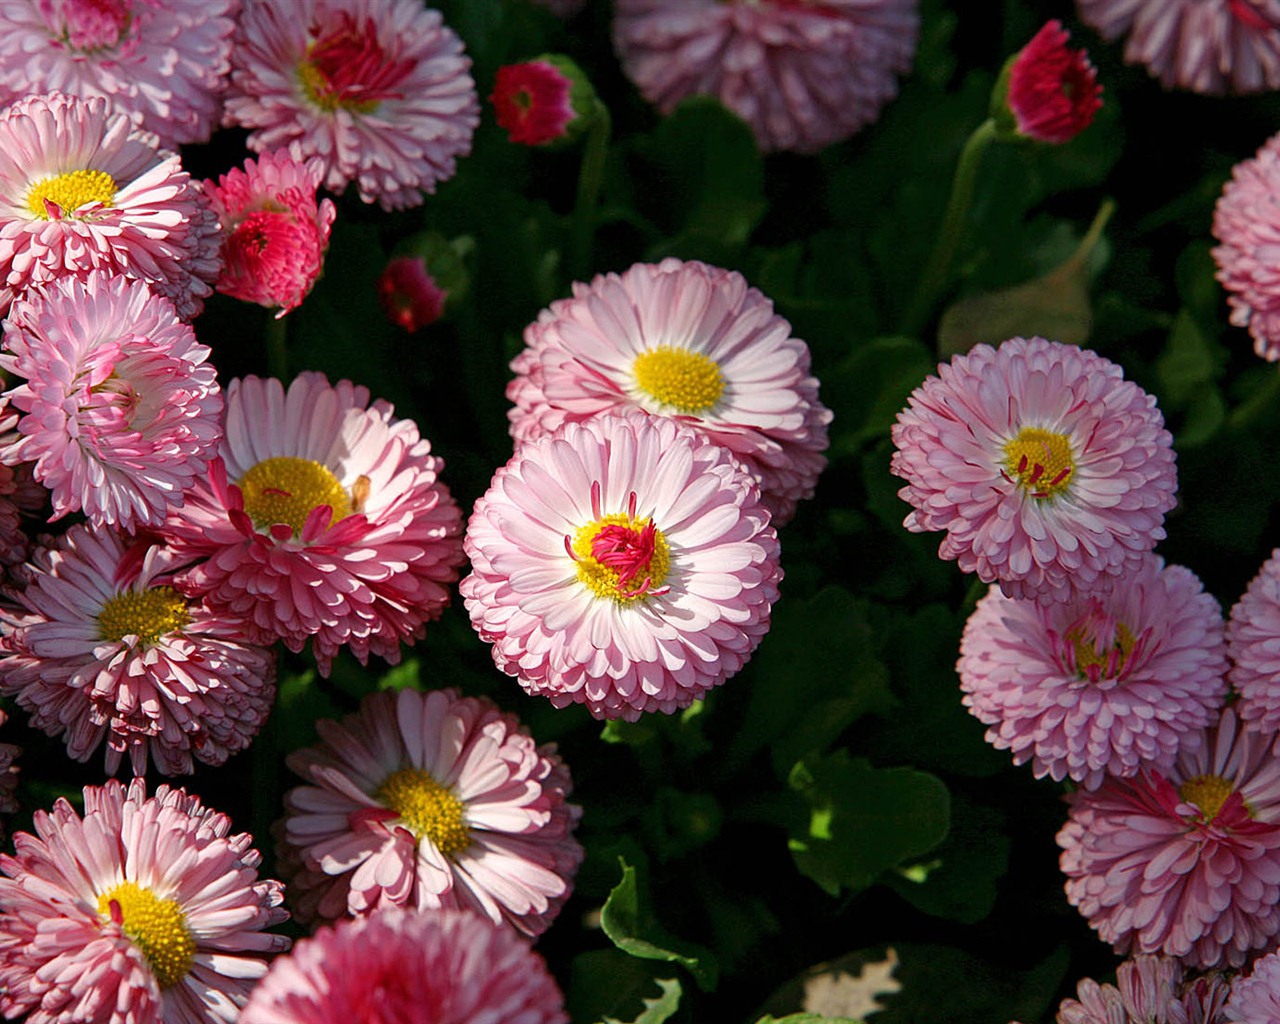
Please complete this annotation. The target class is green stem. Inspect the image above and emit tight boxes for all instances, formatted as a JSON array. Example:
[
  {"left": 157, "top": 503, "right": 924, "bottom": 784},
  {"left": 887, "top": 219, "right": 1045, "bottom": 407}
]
[
  {"left": 1229, "top": 366, "right": 1280, "bottom": 431},
  {"left": 901, "top": 118, "right": 1000, "bottom": 339},
  {"left": 250, "top": 648, "right": 282, "bottom": 859},
  {"left": 570, "top": 101, "right": 611, "bottom": 281},
  {"left": 265, "top": 313, "right": 289, "bottom": 381}
]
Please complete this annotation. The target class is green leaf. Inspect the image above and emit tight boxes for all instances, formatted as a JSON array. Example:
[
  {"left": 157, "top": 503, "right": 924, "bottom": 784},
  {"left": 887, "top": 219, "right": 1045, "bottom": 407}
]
[
  {"left": 1157, "top": 309, "right": 1225, "bottom": 407},
  {"left": 569, "top": 951, "right": 675, "bottom": 1024},
  {"left": 755, "top": 1016, "right": 863, "bottom": 1024},
  {"left": 826, "top": 337, "right": 935, "bottom": 454},
  {"left": 601, "top": 977, "right": 683, "bottom": 1024}
]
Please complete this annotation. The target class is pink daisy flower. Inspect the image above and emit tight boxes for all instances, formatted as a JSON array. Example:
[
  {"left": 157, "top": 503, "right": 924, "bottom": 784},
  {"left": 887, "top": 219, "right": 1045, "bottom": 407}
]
[
  {"left": 891, "top": 336, "right": 1178, "bottom": 604},
  {"left": 491, "top": 57, "right": 585, "bottom": 147},
  {"left": 1058, "top": 708, "right": 1280, "bottom": 969},
  {"left": 507, "top": 258, "right": 832, "bottom": 525},
  {"left": 1057, "top": 956, "right": 1231, "bottom": 1024},
  {"left": 612, "top": 0, "right": 918, "bottom": 154},
  {"left": 462, "top": 411, "right": 782, "bottom": 721},
  {"left": 998, "top": 20, "right": 1103, "bottom": 144},
  {"left": 1228, "top": 947, "right": 1280, "bottom": 1021},
  {"left": 224, "top": 0, "right": 479, "bottom": 210},
  {"left": 377, "top": 254, "right": 447, "bottom": 332},
  {"left": 0, "top": 0, "right": 239, "bottom": 148},
  {"left": 279, "top": 687, "right": 582, "bottom": 936},
  {"left": 0, "top": 524, "right": 276, "bottom": 776},
  {"left": 0, "top": 91, "right": 220, "bottom": 320},
  {"left": 240, "top": 905, "right": 565, "bottom": 1024},
  {"left": 0, "top": 778, "right": 289, "bottom": 1024},
  {"left": 0, "top": 271, "right": 222, "bottom": 529},
  {"left": 1213, "top": 132, "right": 1280, "bottom": 363},
  {"left": 1077, "top": 0, "right": 1280, "bottom": 95},
  {"left": 959, "top": 554, "right": 1228, "bottom": 790},
  {"left": 202, "top": 149, "right": 336, "bottom": 317},
  {"left": 161, "top": 372, "right": 465, "bottom": 675},
  {"left": 1227, "top": 549, "right": 1280, "bottom": 732}
]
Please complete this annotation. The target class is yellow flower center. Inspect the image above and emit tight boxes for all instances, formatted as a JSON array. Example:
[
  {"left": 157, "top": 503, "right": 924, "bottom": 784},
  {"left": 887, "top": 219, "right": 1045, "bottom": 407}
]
[
  {"left": 26, "top": 169, "right": 117, "bottom": 219},
  {"left": 1003, "top": 427, "right": 1074, "bottom": 498},
  {"left": 1069, "top": 621, "right": 1136, "bottom": 681},
  {"left": 239, "top": 456, "right": 352, "bottom": 536},
  {"left": 1178, "top": 774, "right": 1235, "bottom": 822},
  {"left": 633, "top": 347, "right": 725, "bottom": 414},
  {"left": 573, "top": 512, "right": 671, "bottom": 603},
  {"left": 375, "top": 767, "right": 470, "bottom": 857},
  {"left": 97, "top": 881, "right": 196, "bottom": 990},
  {"left": 97, "top": 587, "right": 190, "bottom": 645}
]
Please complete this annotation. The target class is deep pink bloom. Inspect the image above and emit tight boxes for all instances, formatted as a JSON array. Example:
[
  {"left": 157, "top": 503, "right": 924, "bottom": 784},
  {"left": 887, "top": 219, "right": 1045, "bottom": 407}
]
[
  {"left": 1002, "top": 20, "right": 1102, "bottom": 144},
  {"left": 279, "top": 688, "right": 582, "bottom": 936},
  {"left": 1058, "top": 708, "right": 1280, "bottom": 969},
  {"left": 0, "top": 778, "right": 289, "bottom": 1024},
  {"left": 1227, "top": 549, "right": 1280, "bottom": 732},
  {"left": 959, "top": 555, "right": 1228, "bottom": 789},
  {"left": 612, "top": 0, "right": 918, "bottom": 153},
  {"left": 1228, "top": 947, "right": 1280, "bottom": 1021},
  {"left": 891, "top": 337, "right": 1178, "bottom": 604},
  {"left": 202, "top": 149, "right": 336, "bottom": 317},
  {"left": 224, "top": 0, "right": 479, "bottom": 210},
  {"left": 1057, "top": 956, "right": 1231, "bottom": 1024},
  {"left": 508, "top": 258, "right": 831, "bottom": 525},
  {"left": 0, "top": 272, "right": 222, "bottom": 529},
  {"left": 491, "top": 60, "right": 577, "bottom": 146},
  {"left": 1077, "top": 0, "right": 1280, "bottom": 95},
  {"left": 377, "top": 255, "right": 447, "bottom": 332},
  {"left": 240, "top": 906, "right": 566, "bottom": 1024},
  {"left": 161, "top": 373, "right": 465, "bottom": 675}
]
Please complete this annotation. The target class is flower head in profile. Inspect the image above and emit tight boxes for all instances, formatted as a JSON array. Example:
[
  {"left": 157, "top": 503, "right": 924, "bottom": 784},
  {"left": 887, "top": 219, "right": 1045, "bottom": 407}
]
[
  {"left": 224, "top": 0, "right": 479, "bottom": 210},
  {"left": 279, "top": 687, "right": 582, "bottom": 936},
  {"left": 378, "top": 255, "right": 447, "bottom": 332},
  {"left": 891, "top": 336, "right": 1178, "bottom": 604},
  {"left": 1058, "top": 708, "right": 1280, "bottom": 969},
  {"left": 240, "top": 906, "right": 566, "bottom": 1024},
  {"left": 491, "top": 55, "right": 595, "bottom": 147},
  {"left": 1056, "top": 955, "right": 1231, "bottom": 1024},
  {"left": 994, "top": 20, "right": 1102, "bottom": 144},
  {"left": 462, "top": 411, "right": 782, "bottom": 720},
  {"left": 0, "top": 778, "right": 289, "bottom": 1024},
  {"left": 508, "top": 258, "right": 831, "bottom": 524},
  {"left": 959, "top": 555, "right": 1228, "bottom": 789},
  {"left": 1227, "top": 549, "right": 1280, "bottom": 731},
  {"left": 202, "top": 149, "right": 336, "bottom": 317}
]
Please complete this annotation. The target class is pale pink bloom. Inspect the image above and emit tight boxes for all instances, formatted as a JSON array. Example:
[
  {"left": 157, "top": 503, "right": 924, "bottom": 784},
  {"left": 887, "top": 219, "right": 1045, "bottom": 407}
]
[
  {"left": 0, "top": 272, "right": 222, "bottom": 529},
  {"left": 202, "top": 149, "right": 336, "bottom": 316},
  {"left": 279, "top": 687, "right": 582, "bottom": 936},
  {"left": 462, "top": 411, "right": 782, "bottom": 720},
  {"left": 1228, "top": 947, "right": 1280, "bottom": 1021},
  {"left": 1057, "top": 956, "right": 1231, "bottom": 1024},
  {"left": 1227, "top": 550, "right": 1280, "bottom": 732},
  {"left": 891, "top": 336, "right": 1178, "bottom": 604},
  {"left": 959, "top": 555, "right": 1228, "bottom": 789},
  {"left": 0, "top": 777, "right": 289, "bottom": 1024},
  {"left": 224, "top": 0, "right": 479, "bottom": 210},
  {"left": 508, "top": 258, "right": 831, "bottom": 525},
  {"left": 377, "top": 254, "right": 446, "bottom": 332},
  {"left": 1077, "top": 0, "right": 1280, "bottom": 95},
  {"left": 0, "top": 524, "right": 276, "bottom": 776},
  {"left": 240, "top": 905, "right": 566, "bottom": 1024},
  {"left": 1058, "top": 708, "right": 1280, "bottom": 969},
  {"left": 161, "top": 373, "right": 465, "bottom": 675},
  {"left": 612, "top": 0, "right": 918, "bottom": 153},
  {"left": 0, "top": 0, "right": 240, "bottom": 148}
]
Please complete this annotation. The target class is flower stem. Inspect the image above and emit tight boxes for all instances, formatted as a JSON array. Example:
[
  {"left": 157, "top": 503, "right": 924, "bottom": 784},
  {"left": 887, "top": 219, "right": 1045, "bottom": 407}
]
[
  {"left": 266, "top": 313, "right": 289, "bottom": 381},
  {"left": 570, "top": 100, "right": 611, "bottom": 281}
]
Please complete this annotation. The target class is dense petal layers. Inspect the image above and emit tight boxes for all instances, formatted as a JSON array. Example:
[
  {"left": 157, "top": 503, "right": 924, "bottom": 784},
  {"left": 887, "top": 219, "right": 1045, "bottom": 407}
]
[{"left": 1227, "top": 549, "right": 1280, "bottom": 732}]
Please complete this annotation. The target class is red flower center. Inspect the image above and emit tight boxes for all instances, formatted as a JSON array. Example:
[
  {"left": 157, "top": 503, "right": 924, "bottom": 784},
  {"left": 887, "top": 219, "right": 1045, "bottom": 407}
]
[{"left": 299, "top": 14, "right": 413, "bottom": 114}]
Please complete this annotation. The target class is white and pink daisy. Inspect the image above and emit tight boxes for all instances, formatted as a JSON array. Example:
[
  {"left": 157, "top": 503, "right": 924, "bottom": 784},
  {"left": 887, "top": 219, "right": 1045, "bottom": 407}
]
[
  {"left": 0, "top": 91, "right": 220, "bottom": 319},
  {"left": 202, "top": 149, "right": 336, "bottom": 317},
  {"left": 0, "top": 0, "right": 240, "bottom": 148},
  {"left": 612, "top": 0, "right": 919, "bottom": 153},
  {"left": 279, "top": 687, "right": 582, "bottom": 936},
  {"left": 462, "top": 411, "right": 782, "bottom": 721},
  {"left": 1228, "top": 947, "right": 1280, "bottom": 1021},
  {"left": 1227, "top": 549, "right": 1280, "bottom": 732},
  {"left": 507, "top": 258, "right": 831, "bottom": 525},
  {"left": 0, "top": 272, "right": 222, "bottom": 529},
  {"left": 0, "top": 778, "right": 289, "bottom": 1024},
  {"left": 891, "top": 336, "right": 1178, "bottom": 604},
  {"left": 1056, "top": 955, "right": 1231, "bottom": 1024},
  {"left": 958, "top": 555, "right": 1228, "bottom": 790},
  {"left": 224, "top": 0, "right": 479, "bottom": 210},
  {"left": 161, "top": 372, "right": 465, "bottom": 675},
  {"left": 240, "top": 905, "right": 565, "bottom": 1024},
  {"left": 1077, "top": 0, "right": 1280, "bottom": 95},
  {"left": 0, "top": 524, "right": 276, "bottom": 776},
  {"left": 1058, "top": 708, "right": 1280, "bottom": 969}
]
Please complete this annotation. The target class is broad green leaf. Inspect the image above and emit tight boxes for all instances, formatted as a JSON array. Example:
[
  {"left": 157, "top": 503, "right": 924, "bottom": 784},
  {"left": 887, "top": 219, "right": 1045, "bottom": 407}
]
[
  {"left": 602, "top": 977, "right": 682, "bottom": 1024},
  {"left": 569, "top": 951, "right": 675, "bottom": 1024},
  {"left": 1157, "top": 309, "right": 1225, "bottom": 408},
  {"left": 826, "top": 336, "right": 935, "bottom": 454}
]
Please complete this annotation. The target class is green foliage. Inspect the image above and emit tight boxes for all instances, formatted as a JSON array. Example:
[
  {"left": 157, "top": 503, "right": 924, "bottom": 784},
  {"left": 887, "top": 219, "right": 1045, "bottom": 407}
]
[{"left": 601, "top": 978, "right": 683, "bottom": 1024}]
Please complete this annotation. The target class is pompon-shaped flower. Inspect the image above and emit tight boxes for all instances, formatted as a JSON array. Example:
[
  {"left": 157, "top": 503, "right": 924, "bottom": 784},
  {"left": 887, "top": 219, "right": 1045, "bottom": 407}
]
[
  {"left": 0, "top": 0, "right": 239, "bottom": 148},
  {"left": 0, "top": 91, "right": 220, "bottom": 320},
  {"left": 612, "top": 0, "right": 918, "bottom": 154},
  {"left": 462, "top": 411, "right": 782, "bottom": 721},
  {"left": 224, "top": 0, "right": 479, "bottom": 210},
  {"left": 1077, "top": 0, "right": 1280, "bottom": 95},
  {"left": 959, "top": 555, "right": 1228, "bottom": 789},
  {"left": 507, "top": 258, "right": 831, "bottom": 525},
  {"left": 160, "top": 372, "right": 465, "bottom": 675},
  {"left": 202, "top": 149, "right": 336, "bottom": 317},
  {"left": 240, "top": 905, "right": 566, "bottom": 1024},
  {"left": 994, "top": 19, "right": 1102, "bottom": 144},
  {"left": 278, "top": 687, "right": 582, "bottom": 936},
  {"left": 491, "top": 56, "right": 594, "bottom": 147},
  {"left": 378, "top": 254, "right": 447, "bottom": 332},
  {"left": 1226, "top": 549, "right": 1280, "bottom": 732},
  {"left": 0, "top": 777, "right": 289, "bottom": 1024},
  {"left": 1057, "top": 956, "right": 1231, "bottom": 1024},
  {"left": 1213, "top": 132, "right": 1280, "bottom": 362},
  {"left": 891, "top": 336, "right": 1178, "bottom": 604},
  {"left": 1228, "top": 947, "right": 1280, "bottom": 1021},
  {"left": 0, "top": 272, "right": 222, "bottom": 529},
  {"left": 0, "top": 524, "right": 276, "bottom": 776},
  {"left": 1058, "top": 708, "right": 1280, "bottom": 969}
]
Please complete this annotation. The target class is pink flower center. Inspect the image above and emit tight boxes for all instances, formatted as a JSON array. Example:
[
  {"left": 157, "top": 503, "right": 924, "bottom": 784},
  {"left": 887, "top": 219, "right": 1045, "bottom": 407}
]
[
  {"left": 297, "top": 13, "right": 413, "bottom": 114},
  {"left": 1002, "top": 426, "right": 1074, "bottom": 498},
  {"left": 568, "top": 483, "right": 671, "bottom": 602},
  {"left": 374, "top": 767, "right": 470, "bottom": 857},
  {"left": 96, "top": 881, "right": 196, "bottom": 989},
  {"left": 57, "top": 0, "right": 132, "bottom": 52},
  {"left": 1178, "top": 773, "right": 1236, "bottom": 823}
]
